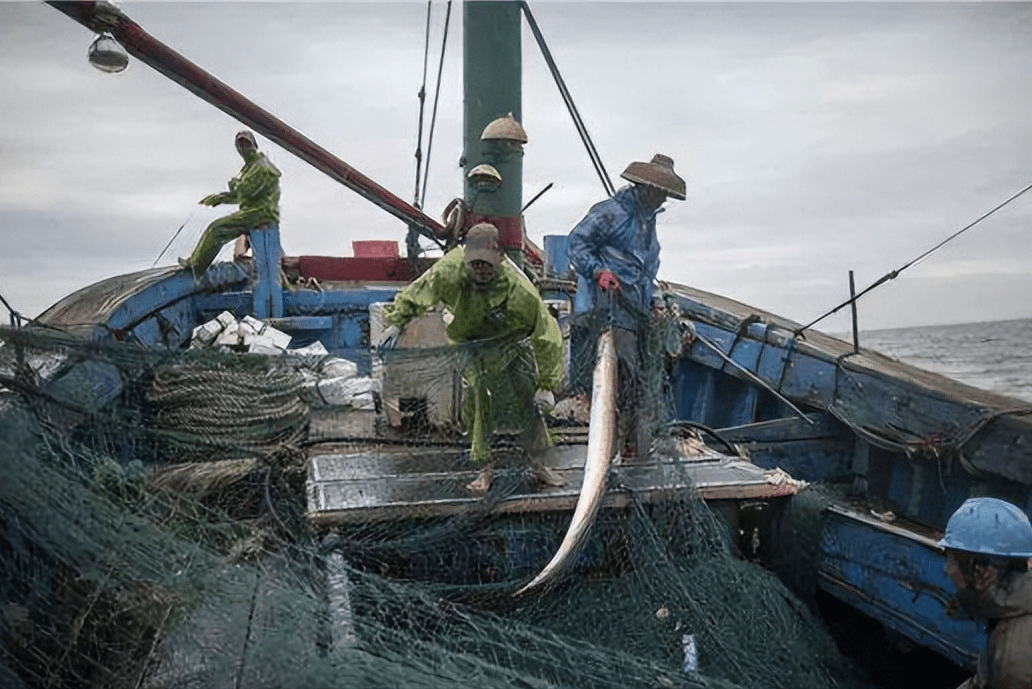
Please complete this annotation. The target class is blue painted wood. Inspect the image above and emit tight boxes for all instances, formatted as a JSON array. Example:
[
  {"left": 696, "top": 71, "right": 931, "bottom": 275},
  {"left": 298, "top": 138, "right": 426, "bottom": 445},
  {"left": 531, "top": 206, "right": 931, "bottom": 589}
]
[
  {"left": 748, "top": 439, "right": 851, "bottom": 481},
  {"left": 729, "top": 385, "right": 759, "bottom": 427},
  {"left": 689, "top": 322, "right": 733, "bottom": 370},
  {"left": 721, "top": 414, "right": 852, "bottom": 479},
  {"left": 727, "top": 338, "right": 763, "bottom": 375},
  {"left": 104, "top": 264, "right": 247, "bottom": 337},
  {"left": 872, "top": 453, "right": 976, "bottom": 531},
  {"left": 722, "top": 414, "right": 825, "bottom": 441},
  {"left": 543, "top": 234, "right": 571, "bottom": 279},
  {"left": 573, "top": 274, "right": 592, "bottom": 314},
  {"left": 129, "top": 316, "right": 162, "bottom": 347},
  {"left": 670, "top": 358, "right": 700, "bottom": 421},
  {"left": 126, "top": 299, "right": 196, "bottom": 348},
  {"left": 780, "top": 350, "right": 838, "bottom": 403},
  {"left": 692, "top": 368, "right": 716, "bottom": 423},
  {"left": 754, "top": 338, "right": 789, "bottom": 391},
  {"left": 284, "top": 288, "right": 400, "bottom": 313},
  {"left": 832, "top": 366, "right": 986, "bottom": 442},
  {"left": 723, "top": 335, "right": 762, "bottom": 426},
  {"left": 196, "top": 291, "right": 253, "bottom": 319},
  {"left": 708, "top": 373, "right": 751, "bottom": 427},
  {"left": 266, "top": 316, "right": 334, "bottom": 331},
  {"left": 250, "top": 227, "right": 283, "bottom": 319},
  {"left": 819, "top": 509, "right": 985, "bottom": 670}
]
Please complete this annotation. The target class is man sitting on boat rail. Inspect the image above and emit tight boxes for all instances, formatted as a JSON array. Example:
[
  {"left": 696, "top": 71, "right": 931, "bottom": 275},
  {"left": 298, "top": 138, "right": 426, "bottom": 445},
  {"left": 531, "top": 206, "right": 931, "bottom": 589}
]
[
  {"left": 568, "top": 153, "right": 686, "bottom": 459},
  {"left": 379, "top": 223, "right": 565, "bottom": 495},
  {"left": 181, "top": 130, "right": 281, "bottom": 275}
]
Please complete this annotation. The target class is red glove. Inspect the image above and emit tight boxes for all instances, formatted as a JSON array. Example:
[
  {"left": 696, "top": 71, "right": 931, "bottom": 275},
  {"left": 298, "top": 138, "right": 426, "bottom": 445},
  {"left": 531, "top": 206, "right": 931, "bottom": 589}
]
[{"left": 596, "top": 270, "right": 621, "bottom": 292}]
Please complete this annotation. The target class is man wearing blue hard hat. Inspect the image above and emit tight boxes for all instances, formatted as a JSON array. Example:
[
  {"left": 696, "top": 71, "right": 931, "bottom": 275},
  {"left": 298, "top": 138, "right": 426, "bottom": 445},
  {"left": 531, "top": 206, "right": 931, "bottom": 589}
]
[{"left": 938, "top": 497, "right": 1032, "bottom": 688}]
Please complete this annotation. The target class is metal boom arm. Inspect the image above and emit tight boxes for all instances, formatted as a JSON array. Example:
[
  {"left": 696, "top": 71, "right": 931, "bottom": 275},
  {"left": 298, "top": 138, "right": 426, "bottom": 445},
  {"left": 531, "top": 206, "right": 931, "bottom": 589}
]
[{"left": 48, "top": 1, "right": 448, "bottom": 241}]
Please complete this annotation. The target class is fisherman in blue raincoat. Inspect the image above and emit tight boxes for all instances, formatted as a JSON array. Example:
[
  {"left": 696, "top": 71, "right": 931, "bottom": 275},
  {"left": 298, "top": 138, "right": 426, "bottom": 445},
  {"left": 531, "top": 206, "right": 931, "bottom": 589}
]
[{"left": 568, "top": 153, "right": 686, "bottom": 459}]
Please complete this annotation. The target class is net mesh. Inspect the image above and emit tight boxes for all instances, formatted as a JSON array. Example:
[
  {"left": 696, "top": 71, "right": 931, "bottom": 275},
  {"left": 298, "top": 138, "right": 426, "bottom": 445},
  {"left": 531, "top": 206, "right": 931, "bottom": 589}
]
[
  {"left": 0, "top": 322, "right": 871, "bottom": 689},
  {"left": 569, "top": 299, "right": 684, "bottom": 452}
]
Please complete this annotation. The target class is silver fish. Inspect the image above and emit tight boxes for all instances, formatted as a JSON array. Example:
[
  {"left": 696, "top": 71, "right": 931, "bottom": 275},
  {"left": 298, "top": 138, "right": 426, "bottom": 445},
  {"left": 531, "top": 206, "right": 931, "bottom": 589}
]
[{"left": 515, "top": 328, "right": 617, "bottom": 595}]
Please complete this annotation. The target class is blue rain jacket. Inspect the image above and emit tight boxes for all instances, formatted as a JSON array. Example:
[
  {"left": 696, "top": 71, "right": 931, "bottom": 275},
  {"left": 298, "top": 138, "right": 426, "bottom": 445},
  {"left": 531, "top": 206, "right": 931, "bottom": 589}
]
[{"left": 568, "top": 185, "right": 663, "bottom": 328}]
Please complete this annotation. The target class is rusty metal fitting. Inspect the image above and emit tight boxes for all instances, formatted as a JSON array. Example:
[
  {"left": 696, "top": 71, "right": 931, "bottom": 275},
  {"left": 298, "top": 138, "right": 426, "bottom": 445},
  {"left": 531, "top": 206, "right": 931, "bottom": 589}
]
[
  {"left": 467, "top": 164, "right": 503, "bottom": 191},
  {"left": 480, "top": 113, "right": 528, "bottom": 144}
]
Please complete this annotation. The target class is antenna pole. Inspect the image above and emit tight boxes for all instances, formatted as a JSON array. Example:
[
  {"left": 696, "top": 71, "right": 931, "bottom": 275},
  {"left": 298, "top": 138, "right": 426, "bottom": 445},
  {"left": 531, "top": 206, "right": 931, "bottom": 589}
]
[{"left": 849, "top": 270, "right": 860, "bottom": 353}]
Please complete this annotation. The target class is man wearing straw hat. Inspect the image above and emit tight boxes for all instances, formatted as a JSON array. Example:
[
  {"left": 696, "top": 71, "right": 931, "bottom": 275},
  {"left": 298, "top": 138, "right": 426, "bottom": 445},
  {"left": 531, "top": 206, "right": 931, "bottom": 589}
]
[{"left": 568, "top": 154, "right": 686, "bottom": 460}]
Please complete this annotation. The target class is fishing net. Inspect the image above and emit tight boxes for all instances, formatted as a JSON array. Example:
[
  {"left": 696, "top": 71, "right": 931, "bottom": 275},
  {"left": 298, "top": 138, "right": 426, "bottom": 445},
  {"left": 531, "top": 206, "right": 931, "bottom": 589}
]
[
  {"left": 0, "top": 322, "right": 872, "bottom": 689},
  {"left": 568, "top": 298, "right": 684, "bottom": 452}
]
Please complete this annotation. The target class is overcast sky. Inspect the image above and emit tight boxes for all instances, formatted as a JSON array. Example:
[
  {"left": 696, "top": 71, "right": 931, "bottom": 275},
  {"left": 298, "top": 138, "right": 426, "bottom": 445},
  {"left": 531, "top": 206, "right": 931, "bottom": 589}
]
[{"left": 2, "top": 1, "right": 1031, "bottom": 331}]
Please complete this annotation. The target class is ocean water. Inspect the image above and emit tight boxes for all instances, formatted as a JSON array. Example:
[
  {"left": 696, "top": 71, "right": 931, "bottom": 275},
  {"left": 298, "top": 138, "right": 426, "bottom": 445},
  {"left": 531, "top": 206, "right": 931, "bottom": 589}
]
[{"left": 847, "top": 317, "right": 1032, "bottom": 403}]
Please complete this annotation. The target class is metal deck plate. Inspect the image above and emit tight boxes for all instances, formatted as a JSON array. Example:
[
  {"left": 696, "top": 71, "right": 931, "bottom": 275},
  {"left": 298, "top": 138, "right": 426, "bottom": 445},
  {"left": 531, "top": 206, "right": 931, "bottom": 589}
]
[{"left": 306, "top": 442, "right": 803, "bottom": 526}]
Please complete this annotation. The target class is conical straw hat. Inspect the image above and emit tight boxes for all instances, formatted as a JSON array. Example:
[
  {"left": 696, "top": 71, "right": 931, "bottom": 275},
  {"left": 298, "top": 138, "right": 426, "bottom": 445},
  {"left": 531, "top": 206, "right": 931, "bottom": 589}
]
[{"left": 620, "top": 154, "right": 686, "bottom": 200}]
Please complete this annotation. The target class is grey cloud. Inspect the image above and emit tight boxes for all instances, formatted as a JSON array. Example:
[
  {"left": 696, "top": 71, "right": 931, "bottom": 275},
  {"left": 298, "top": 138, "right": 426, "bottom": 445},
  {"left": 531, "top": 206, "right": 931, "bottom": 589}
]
[{"left": 3, "top": 1, "right": 1032, "bottom": 329}]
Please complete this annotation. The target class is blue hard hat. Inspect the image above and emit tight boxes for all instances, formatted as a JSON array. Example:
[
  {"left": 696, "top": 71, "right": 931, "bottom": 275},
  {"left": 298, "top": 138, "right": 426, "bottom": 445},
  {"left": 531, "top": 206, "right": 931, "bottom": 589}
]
[{"left": 938, "top": 497, "right": 1032, "bottom": 559}]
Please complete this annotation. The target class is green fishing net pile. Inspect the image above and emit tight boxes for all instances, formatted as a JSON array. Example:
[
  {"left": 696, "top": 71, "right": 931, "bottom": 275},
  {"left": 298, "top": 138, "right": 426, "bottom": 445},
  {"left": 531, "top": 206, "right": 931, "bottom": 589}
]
[{"left": 0, "top": 324, "right": 868, "bottom": 689}]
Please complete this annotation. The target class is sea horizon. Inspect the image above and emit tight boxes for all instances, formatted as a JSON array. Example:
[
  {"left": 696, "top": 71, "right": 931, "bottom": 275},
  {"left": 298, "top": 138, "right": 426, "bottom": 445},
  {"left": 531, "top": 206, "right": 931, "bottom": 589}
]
[{"left": 836, "top": 317, "right": 1032, "bottom": 403}]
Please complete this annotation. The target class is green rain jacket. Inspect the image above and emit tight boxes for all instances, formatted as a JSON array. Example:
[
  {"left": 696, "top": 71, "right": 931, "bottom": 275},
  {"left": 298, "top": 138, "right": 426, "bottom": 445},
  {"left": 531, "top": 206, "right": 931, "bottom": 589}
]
[
  {"left": 383, "top": 247, "right": 563, "bottom": 392},
  {"left": 215, "top": 152, "right": 281, "bottom": 225}
]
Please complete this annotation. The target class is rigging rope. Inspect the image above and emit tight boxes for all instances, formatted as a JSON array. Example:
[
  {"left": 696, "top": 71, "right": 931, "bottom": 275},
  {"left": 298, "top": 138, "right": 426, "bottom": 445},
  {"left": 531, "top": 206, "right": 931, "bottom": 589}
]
[
  {"left": 797, "top": 179, "right": 1032, "bottom": 334},
  {"left": 520, "top": 1, "right": 615, "bottom": 198},
  {"left": 419, "top": 0, "right": 454, "bottom": 210},
  {"left": 0, "top": 287, "right": 25, "bottom": 327},
  {"left": 148, "top": 360, "right": 309, "bottom": 461},
  {"left": 152, "top": 215, "right": 190, "bottom": 267},
  {"left": 412, "top": 0, "right": 433, "bottom": 208}
]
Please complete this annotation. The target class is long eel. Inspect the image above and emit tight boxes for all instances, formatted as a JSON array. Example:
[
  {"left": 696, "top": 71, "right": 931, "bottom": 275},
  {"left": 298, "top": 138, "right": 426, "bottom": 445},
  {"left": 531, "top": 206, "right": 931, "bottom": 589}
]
[{"left": 515, "top": 328, "right": 617, "bottom": 596}]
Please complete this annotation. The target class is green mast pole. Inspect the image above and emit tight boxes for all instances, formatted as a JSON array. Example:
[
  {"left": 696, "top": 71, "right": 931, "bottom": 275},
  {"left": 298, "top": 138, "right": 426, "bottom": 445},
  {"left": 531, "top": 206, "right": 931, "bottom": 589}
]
[{"left": 463, "top": 0, "right": 524, "bottom": 263}]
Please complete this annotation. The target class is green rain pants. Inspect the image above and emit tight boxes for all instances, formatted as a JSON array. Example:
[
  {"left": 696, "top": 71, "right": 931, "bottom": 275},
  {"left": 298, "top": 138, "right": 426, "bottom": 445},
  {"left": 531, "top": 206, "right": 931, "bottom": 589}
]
[
  {"left": 187, "top": 208, "right": 272, "bottom": 274},
  {"left": 463, "top": 341, "right": 549, "bottom": 464}
]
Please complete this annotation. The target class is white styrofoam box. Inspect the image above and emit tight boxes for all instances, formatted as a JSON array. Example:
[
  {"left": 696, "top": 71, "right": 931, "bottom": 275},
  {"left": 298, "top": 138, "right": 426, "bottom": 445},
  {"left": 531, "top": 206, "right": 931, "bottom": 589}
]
[
  {"left": 248, "top": 341, "right": 283, "bottom": 355},
  {"left": 317, "top": 376, "right": 382, "bottom": 407},
  {"left": 348, "top": 392, "right": 377, "bottom": 411},
  {"left": 290, "top": 341, "right": 329, "bottom": 357},
  {"left": 240, "top": 329, "right": 261, "bottom": 346},
  {"left": 215, "top": 311, "right": 237, "bottom": 329},
  {"left": 191, "top": 318, "right": 224, "bottom": 346},
  {"left": 240, "top": 315, "right": 267, "bottom": 336},
  {"left": 214, "top": 323, "right": 241, "bottom": 347},
  {"left": 264, "top": 326, "right": 292, "bottom": 350},
  {"left": 321, "top": 357, "right": 358, "bottom": 380},
  {"left": 340, "top": 377, "right": 381, "bottom": 396}
]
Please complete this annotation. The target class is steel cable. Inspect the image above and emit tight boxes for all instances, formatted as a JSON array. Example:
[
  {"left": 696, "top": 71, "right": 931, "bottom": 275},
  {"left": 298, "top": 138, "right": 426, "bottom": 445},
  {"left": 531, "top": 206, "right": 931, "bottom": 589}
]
[
  {"left": 412, "top": 0, "right": 433, "bottom": 207},
  {"left": 521, "top": 1, "right": 615, "bottom": 197},
  {"left": 419, "top": 0, "right": 454, "bottom": 209},
  {"left": 799, "top": 179, "right": 1032, "bottom": 334}
]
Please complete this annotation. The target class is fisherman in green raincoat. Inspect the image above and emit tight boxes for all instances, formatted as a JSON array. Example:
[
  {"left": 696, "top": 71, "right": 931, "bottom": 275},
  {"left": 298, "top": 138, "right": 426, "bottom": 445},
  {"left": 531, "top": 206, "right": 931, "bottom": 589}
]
[
  {"left": 182, "top": 130, "right": 281, "bottom": 274},
  {"left": 381, "top": 223, "right": 564, "bottom": 494}
]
